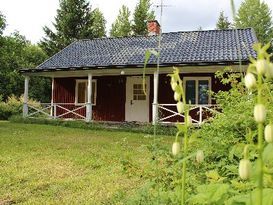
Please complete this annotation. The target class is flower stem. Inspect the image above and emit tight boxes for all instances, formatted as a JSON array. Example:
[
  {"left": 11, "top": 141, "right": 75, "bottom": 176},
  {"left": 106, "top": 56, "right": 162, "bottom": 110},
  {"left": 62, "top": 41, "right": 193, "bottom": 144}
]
[
  {"left": 181, "top": 110, "right": 189, "bottom": 205},
  {"left": 257, "top": 73, "right": 264, "bottom": 205}
]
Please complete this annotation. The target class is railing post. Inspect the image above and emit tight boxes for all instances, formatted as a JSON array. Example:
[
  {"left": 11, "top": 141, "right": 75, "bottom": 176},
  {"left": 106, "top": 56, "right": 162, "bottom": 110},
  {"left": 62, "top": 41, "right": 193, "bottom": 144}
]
[
  {"left": 199, "top": 106, "right": 203, "bottom": 125},
  {"left": 152, "top": 70, "right": 159, "bottom": 125},
  {"left": 53, "top": 104, "right": 57, "bottom": 119},
  {"left": 50, "top": 77, "right": 55, "bottom": 118},
  {"left": 23, "top": 76, "right": 29, "bottom": 118},
  {"left": 86, "top": 73, "right": 92, "bottom": 122}
]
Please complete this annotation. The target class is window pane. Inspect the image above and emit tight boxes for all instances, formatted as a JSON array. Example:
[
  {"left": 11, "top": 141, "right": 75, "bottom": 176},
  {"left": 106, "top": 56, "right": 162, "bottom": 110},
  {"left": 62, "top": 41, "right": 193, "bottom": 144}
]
[
  {"left": 78, "top": 82, "right": 86, "bottom": 103},
  {"left": 198, "top": 80, "right": 209, "bottom": 104},
  {"left": 185, "top": 80, "right": 196, "bottom": 104},
  {"left": 133, "top": 84, "right": 146, "bottom": 100}
]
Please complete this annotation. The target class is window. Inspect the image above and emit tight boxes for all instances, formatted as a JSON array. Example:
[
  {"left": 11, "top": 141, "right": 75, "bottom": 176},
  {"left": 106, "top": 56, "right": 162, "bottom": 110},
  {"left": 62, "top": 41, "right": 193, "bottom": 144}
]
[
  {"left": 133, "top": 84, "right": 146, "bottom": 100},
  {"left": 184, "top": 77, "right": 211, "bottom": 105},
  {"left": 75, "top": 79, "right": 97, "bottom": 105}
]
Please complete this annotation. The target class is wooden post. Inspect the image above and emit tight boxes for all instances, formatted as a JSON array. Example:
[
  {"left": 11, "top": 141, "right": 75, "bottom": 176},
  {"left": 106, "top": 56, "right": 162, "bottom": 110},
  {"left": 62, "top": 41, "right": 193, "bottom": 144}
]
[
  {"left": 50, "top": 77, "right": 55, "bottom": 118},
  {"left": 199, "top": 106, "right": 203, "bottom": 125},
  {"left": 86, "top": 73, "right": 92, "bottom": 122},
  {"left": 23, "top": 76, "right": 29, "bottom": 118},
  {"left": 152, "top": 70, "right": 159, "bottom": 125}
]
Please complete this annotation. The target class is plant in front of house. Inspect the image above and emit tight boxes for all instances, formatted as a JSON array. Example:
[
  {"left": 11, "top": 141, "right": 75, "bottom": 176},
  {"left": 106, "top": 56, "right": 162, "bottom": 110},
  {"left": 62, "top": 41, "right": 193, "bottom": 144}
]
[
  {"left": 169, "top": 67, "right": 204, "bottom": 205},
  {"left": 233, "top": 43, "right": 273, "bottom": 204}
]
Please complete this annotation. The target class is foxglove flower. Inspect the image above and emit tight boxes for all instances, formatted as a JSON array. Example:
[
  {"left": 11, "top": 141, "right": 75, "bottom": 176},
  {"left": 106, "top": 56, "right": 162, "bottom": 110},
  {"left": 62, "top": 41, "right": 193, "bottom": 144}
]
[
  {"left": 177, "top": 101, "right": 184, "bottom": 113},
  {"left": 256, "top": 59, "right": 268, "bottom": 75},
  {"left": 172, "top": 142, "right": 180, "bottom": 156},
  {"left": 254, "top": 104, "right": 266, "bottom": 123},
  {"left": 239, "top": 159, "right": 251, "bottom": 180},
  {"left": 174, "top": 92, "right": 181, "bottom": 101},
  {"left": 244, "top": 73, "right": 256, "bottom": 89},
  {"left": 264, "top": 124, "right": 273, "bottom": 143},
  {"left": 266, "top": 63, "right": 273, "bottom": 78},
  {"left": 171, "top": 81, "right": 178, "bottom": 91}
]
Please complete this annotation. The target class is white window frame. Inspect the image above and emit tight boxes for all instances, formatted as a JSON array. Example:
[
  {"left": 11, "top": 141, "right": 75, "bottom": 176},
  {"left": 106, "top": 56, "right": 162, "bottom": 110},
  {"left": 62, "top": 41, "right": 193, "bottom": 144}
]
[
  {"left": 75, "top": 79, "right": 97, "bottom": 105},
  {"left": 183, "top": 77, "right": 211, "bottom": 105}
]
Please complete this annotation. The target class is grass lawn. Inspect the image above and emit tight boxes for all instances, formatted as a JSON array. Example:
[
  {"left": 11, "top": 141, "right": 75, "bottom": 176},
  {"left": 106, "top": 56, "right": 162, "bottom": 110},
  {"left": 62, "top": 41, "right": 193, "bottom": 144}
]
[{"left": 0, "top": 121, "right": 165, "bottom": 204}]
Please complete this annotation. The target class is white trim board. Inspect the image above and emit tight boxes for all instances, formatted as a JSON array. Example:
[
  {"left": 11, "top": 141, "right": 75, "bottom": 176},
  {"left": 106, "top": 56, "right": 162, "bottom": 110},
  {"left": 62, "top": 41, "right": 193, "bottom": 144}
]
[
  {"left": 22, "top": 65, "right": 248, "bottom": 77},
  {"left": 75, "top": 79, "right": 97, "bottom": 105},
  {"left": 183, "top": 76, "right": 212, "bottom": 104}
]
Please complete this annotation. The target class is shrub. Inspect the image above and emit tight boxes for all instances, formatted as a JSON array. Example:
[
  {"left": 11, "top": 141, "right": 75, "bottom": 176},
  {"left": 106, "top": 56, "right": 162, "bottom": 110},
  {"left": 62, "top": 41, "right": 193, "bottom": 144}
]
[
  {"left": 0, "top": 95, "right": 22, "bottom": 120},
  {"left": 0, "top": 95, "right": 41, "bottom": 120}
]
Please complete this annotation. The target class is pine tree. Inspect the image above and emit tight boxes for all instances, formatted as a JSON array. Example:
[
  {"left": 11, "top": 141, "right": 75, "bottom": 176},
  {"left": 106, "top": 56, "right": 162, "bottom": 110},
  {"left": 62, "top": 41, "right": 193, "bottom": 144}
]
[
  {"left": 39, "top": 0, "right": 94, "bottom": 56},
  {"left": 110, "top": 5, "right": 132, "bottom": 37},
  {"left": 216, "top": 11, "right": 231, "bottom": 30},
  {"left": 132, "top": 0, "right": 155, "bottom": 35},
  {"left": 235, "top": 0, "right": 273, "bottom": 44},
  {"left": 91, "top": 8, "right": 106, "bottom": 38}
]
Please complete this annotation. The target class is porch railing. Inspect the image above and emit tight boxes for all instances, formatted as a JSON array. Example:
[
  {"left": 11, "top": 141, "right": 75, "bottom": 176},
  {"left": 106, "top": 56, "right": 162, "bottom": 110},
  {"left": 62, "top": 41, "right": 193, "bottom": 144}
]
[
  {"left": 157, "top": 104, "right": 219, "bottom": 126},
  {"left": 26, "top": 103, "right": 87, "bottom": 120},
  {"left": 26, "top": 102, "right": 218, "bottom": 125}
]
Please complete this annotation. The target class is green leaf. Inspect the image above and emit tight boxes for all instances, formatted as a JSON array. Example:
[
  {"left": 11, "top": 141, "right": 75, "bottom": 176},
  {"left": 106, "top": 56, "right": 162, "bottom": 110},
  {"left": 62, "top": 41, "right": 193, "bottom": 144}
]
[
  {"left": 176, "top": 123, "right": 186, "bottom": 133},
  {"left": 206, "top": 170, "right": 226, "bottom": 182},
  {"left": 189, "top": 183, "right": 230, "bottom": 204},
  {"left": 263, "top": 143, "right": 273, "bottom": 166},
  {"left": 229, "top": 143, "right": 244, "bottom": 161},
  {"left": 251, "top": 188, "right": 273, "bottom": 205},
  {"left": 142, "top": 49, "right": 158, "bottom": 95}
]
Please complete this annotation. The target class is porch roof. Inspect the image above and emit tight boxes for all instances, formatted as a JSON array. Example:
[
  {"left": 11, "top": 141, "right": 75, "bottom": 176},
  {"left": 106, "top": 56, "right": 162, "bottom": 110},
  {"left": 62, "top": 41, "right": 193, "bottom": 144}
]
[{"left": 21, "top": 28, "right": 257, "bottom": 73}]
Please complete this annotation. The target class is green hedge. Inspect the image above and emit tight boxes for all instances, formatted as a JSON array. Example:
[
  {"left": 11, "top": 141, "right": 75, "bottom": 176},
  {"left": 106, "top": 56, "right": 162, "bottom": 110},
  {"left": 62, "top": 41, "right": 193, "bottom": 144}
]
[{"left": 9, "top": 115, "right": 177, "bottom": 135}]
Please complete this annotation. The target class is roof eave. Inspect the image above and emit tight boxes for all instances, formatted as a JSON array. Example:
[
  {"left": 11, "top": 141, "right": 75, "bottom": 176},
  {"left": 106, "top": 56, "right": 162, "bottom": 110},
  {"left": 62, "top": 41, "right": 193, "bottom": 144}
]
[{"left": 20, "top": 60, "right": 250, "bottom": 74}]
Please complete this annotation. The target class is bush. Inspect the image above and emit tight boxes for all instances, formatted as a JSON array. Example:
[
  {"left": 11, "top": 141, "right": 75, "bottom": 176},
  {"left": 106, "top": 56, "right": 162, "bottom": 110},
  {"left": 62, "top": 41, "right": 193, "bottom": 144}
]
[{"left": 0, "top": 95, "right": 23, "bottom": 120}]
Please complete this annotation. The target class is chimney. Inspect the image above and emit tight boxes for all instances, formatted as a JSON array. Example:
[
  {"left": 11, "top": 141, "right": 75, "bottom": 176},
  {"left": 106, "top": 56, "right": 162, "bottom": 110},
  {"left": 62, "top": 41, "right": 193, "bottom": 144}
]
[{"left": 147, "top": 20, "right": 161, "bottom": 36}]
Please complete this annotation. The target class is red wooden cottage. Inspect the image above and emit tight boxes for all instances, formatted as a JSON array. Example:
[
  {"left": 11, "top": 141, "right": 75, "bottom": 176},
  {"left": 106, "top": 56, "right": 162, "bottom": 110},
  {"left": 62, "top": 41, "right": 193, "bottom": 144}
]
[{"left": 20, "top": 21, "right": 257, "bottom": 125}]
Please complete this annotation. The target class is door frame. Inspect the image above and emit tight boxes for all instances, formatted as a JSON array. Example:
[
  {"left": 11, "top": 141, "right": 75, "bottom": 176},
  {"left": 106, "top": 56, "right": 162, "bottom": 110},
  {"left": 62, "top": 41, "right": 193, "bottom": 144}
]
[{"left": 125, "top": 76, "right": 150, "bottom": 122}]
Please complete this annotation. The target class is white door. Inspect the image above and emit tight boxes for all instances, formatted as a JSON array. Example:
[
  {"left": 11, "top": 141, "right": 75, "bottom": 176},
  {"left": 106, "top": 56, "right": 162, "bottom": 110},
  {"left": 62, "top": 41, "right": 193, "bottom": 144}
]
[{"left": 125, "top": 76, "right": 150, "bottom": 122}]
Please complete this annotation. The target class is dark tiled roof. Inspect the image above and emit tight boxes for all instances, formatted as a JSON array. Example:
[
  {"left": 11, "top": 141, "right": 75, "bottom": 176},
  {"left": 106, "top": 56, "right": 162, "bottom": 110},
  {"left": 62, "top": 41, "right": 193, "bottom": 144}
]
[{"left": 37, "top": 28, "right": 257, "bottom": 70}]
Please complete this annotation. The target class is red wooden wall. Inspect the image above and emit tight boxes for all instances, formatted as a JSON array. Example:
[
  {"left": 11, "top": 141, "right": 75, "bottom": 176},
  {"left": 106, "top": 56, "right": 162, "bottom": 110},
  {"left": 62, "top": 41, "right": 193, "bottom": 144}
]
[{"left": 53, "top": 76, "right": 126, "bottom": 121}]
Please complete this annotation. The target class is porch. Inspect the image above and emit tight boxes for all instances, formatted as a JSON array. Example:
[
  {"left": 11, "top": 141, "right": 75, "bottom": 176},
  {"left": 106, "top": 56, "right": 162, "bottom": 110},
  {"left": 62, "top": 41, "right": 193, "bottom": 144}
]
[{"left": 22, "top": 68, "right": 224, "bottom": 126}]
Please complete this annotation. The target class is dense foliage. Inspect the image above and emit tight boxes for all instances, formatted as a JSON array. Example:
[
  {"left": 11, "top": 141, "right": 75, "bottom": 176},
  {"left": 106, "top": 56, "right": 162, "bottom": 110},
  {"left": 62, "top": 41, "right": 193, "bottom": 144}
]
[
  {"left": 110, "top": 0, "right": 155, "bottom": 37},
  {"left": 132, "top": 0, "right": 155, "bottom": 35},
  {"left": 0, "top": 31, "right": 50, "bottom": 102},
  {"left": 91, "top": 8, "right": 107, "bottom": 38},
  {"left": 216, "top": 11, "right": 231, "bottom": 30},
  {"left": 235, "top": 0, "right": 273, "bottom": 45},
  {"left": 110, "top": 5, "right": 132, "bottom": 37},
  {"left": 39, "top": 0, "right": 106, "bottom": 56}
]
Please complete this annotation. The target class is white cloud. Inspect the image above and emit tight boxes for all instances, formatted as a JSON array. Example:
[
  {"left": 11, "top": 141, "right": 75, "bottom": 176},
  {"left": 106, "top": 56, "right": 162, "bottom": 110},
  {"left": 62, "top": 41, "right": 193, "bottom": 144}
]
[{"left": 1, "top": 0, "right": 273, "bottom": 43}]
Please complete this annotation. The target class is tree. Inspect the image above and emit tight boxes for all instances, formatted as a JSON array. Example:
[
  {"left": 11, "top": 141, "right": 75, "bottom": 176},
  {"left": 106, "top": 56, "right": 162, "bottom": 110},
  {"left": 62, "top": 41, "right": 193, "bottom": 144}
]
[
  {"left": 235, "top": 0, "right": 273, "bottom": 44},
  {"left": 216, "top": 11, "right": 231, "bottom": 29},
  {"left": 91, "top": 8, "right": 106, "bottom": 38},
  {"left": 0, "top": 12, "right": 6, "bottom": 35},
  {"left": 39, "top": 0, "right": 94, "bottom": 56},
  {"left": 110, "top": 5, "right": 132, "bottom": 37},
  {"left": 0, "top": 31, "right": 50, "bottom": 101},
  {"left": 132, "top": 0, "right": 155, "bottom": 35}
]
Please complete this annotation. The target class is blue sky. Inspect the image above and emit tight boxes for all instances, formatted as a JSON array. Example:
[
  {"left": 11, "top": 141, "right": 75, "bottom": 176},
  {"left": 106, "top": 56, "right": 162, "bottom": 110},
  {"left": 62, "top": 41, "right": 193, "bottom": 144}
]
[{"left": 1, "top": 0, "right": 273, "bottom": 43}]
